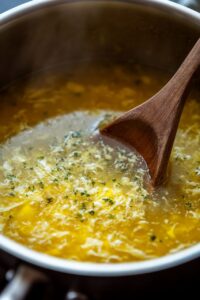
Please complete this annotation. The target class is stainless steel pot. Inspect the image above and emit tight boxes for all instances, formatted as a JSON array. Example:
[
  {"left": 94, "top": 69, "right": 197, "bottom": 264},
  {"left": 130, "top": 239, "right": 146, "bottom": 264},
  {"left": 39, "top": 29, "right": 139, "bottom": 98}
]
[{"left": 0, "top": 1, "right": 200, "bottom": 299}]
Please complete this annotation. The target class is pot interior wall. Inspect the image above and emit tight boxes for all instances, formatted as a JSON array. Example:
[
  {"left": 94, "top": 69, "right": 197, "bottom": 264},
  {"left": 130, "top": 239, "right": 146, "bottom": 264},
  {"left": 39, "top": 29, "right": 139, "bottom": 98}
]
[{"left": 0, "top": 1, "right": 199, "bottom": 89}]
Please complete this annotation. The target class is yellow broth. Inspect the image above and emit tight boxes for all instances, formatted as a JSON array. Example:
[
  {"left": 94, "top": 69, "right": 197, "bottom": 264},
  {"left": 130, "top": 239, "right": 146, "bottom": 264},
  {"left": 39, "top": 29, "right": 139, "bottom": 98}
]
[{"left": 0, "top": 63, "right": 199, "bottom": 263}]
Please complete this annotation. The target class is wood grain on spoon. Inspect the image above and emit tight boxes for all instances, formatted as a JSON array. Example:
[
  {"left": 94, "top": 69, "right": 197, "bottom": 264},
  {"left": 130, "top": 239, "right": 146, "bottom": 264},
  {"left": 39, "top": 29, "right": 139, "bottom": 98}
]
[{"left": 100, "top": 38, "right": 200, "bottom": 186}]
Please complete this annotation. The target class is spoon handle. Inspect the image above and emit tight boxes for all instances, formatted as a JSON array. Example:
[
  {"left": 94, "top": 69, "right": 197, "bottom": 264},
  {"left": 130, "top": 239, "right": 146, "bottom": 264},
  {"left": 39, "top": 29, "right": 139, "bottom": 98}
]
[
  {"left": 148, "top": 37, "right": 200, "bottom": 129},
  {"left": 158, "top": 38, "right": 200, "bottom": 107},
  {"left": 148, "top": 38, "right": 200, "bottom": 184},
  {"left": 170, "top": 37, "right": 200, "bottom": 89}
]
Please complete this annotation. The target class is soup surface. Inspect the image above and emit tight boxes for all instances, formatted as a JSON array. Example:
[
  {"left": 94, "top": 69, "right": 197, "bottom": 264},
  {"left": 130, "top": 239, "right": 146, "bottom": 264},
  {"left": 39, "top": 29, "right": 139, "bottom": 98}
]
[{"left": 0, "top": 63, "right": 199, "bottom": 263}]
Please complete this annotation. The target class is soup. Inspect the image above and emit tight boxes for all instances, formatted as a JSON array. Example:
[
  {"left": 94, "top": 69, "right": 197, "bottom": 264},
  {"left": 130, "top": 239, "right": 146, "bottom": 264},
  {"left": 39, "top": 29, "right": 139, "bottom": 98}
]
[{"left": 0, "top": 63, "right": 199, "bottom": 263}]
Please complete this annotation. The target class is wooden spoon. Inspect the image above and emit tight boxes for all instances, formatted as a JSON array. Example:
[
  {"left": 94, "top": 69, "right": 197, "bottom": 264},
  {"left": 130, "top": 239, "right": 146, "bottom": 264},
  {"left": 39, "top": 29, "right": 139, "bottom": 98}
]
[{"left": 100, "top": 38, "right": 200, "bottom": 186}]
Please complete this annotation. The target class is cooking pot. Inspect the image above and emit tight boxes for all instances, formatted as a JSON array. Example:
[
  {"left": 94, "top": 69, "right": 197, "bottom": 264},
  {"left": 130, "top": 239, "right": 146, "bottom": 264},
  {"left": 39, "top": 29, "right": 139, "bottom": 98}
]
[{"left": 0, "top": 1, "right": 200, "bottom": 299}]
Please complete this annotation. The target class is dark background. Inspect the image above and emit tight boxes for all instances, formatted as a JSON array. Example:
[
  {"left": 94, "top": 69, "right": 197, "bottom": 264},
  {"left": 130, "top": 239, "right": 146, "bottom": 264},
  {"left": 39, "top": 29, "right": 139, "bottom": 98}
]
[{"left": 0, "top": 0, "right": 31, "bottom": 13}]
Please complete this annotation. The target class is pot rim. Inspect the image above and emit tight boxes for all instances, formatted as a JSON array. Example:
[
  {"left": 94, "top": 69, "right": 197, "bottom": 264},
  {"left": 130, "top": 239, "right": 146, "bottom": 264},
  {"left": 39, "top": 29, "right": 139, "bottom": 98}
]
[
  {"left": 0, "top": 234, "right": 200, "bottom": 276},
  {"left": 0, "top": 0, "right": 200, "bottom": 277}
]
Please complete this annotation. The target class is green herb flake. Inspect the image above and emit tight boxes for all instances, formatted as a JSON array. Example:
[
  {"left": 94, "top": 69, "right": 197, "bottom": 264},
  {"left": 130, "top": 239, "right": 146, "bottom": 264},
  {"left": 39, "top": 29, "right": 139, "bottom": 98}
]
[
  {"left": 80, "top": 191, "right": 90, "bottom": 197},
  {"left": 108, "top": 214, "right": 115, "bottom": 219},
  {"left": 195, "top": 167, "right": 200, "bottom": 176},
  {"left": 80, "top": 203, "right": 87, "bottom": 210},
  {"left": 150, "top": 235, "right": 157, "bottom": 241},
  {"left": 38, "top": 181, "right": 44, "bottom": 189},
  {"left": 37, "top": 156, "right": 45, "bottom": 160},
  {"left": 185, "top": 202, "right": 192, "bottom": 209},
  {"left": 73, "top": 151, "right": 80, "bottom": 158},
  {"left": 71, "top": 131, "right": 81, "bottom": 138},
  {"left": 53, "top": 178, "right": 59, "bottom": 184},
  {"left": 8, "top": 192, "right": 15, "bottom": 197},
  {"left": 28, "top": 185, "right": 35, "bottom": 192},
  {"left": 6, "top": 174, "right": 16, "bottom": 181},
  {"left": 46, "top": 197, "right": 54, "bottom": 204},
  {"left": 103, "top": 198, "right": 114, "bottom": 205}
]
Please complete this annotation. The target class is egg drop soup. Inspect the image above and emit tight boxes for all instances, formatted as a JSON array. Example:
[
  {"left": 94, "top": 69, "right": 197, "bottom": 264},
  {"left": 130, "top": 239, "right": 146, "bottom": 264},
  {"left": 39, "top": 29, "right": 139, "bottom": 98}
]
[{"left": 0, "top": 63, "right": 199, "bottom": 263}]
